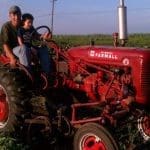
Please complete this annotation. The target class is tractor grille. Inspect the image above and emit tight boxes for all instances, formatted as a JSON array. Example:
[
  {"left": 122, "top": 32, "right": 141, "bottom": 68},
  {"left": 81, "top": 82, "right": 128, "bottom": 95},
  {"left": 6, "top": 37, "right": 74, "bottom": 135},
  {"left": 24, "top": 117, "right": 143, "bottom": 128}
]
[{"left": 141, "top": 61, "right": 150, "bottom": 96}]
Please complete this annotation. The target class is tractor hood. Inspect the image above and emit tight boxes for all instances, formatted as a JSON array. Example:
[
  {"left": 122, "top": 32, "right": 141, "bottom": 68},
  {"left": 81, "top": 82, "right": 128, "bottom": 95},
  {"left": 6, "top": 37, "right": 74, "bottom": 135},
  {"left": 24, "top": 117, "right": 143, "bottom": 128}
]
[{"left": 67, "top": 45, "right": 150, "bottom": 66}]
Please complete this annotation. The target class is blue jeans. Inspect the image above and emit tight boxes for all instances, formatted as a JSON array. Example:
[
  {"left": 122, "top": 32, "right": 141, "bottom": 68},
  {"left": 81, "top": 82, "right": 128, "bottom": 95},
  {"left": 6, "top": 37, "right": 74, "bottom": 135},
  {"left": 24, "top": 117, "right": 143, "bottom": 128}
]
[{"left": 13, "top": 45, "right": 51, "bottom": 74}]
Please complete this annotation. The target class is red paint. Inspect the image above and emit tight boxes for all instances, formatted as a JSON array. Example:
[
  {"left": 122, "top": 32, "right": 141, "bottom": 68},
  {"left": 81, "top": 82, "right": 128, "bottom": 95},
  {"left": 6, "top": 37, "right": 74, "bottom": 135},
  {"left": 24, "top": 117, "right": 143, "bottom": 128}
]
[
  {"left": 0, "top": 87, "right": 9, "bottom": 122},
  {"left": 82, "top": 135, "right": 106, "bottom": 150},
  {"left": 67, "top": 46, "right": 150, "bottom": 105},
  {"left": 142, "top": 116, "right": 150, "bottom": 136},
  {"left": 0, "top": 54, "right": 10, "bottom": 65}
]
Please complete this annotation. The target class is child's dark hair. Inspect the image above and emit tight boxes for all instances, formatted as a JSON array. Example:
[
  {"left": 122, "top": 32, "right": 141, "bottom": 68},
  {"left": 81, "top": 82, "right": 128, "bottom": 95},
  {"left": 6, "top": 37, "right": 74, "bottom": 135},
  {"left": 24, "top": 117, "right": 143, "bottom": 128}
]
[{"left": 22, "top": 13, "right": 34, "bottom": 24}]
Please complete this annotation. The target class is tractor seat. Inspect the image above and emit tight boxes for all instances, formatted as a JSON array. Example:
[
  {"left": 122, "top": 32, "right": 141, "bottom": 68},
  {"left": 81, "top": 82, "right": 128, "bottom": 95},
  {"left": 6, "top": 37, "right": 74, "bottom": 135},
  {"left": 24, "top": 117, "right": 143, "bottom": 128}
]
[
  {"left": 0, "top": 54, "right": 11, "bottom": 64},
  {"left": 0, "top": 49, "right": 39, "bottom": 66}
]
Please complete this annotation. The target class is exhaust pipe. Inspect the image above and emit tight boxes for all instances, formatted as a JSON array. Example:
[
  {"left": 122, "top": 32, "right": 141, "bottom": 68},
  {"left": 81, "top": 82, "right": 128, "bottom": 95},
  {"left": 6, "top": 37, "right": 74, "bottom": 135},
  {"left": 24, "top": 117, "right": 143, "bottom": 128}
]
[{"left": 118, "top": 0, "right": 128, "bottom": 46}]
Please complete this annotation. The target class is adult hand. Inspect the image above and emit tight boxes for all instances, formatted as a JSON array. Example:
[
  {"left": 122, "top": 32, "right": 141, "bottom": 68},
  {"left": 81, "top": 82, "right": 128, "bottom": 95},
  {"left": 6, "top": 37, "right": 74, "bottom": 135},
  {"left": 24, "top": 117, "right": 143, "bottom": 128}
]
[{"left": 10, "top": 56, "right": 17, "bottom": 67}]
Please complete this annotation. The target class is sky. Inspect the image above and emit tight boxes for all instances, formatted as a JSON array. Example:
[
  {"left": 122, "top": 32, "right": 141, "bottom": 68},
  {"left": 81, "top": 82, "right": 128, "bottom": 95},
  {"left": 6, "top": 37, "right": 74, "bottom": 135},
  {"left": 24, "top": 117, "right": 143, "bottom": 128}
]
[{"left": 0, "top": 0, "right": 150, "bottom": 34}]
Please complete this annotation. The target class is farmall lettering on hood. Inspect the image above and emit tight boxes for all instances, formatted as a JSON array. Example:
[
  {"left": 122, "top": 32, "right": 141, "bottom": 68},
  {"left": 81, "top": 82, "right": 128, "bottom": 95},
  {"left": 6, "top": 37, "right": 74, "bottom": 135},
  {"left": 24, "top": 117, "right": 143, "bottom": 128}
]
[{"left": 89, "top": 50, "right": 118, "bottom": 60}]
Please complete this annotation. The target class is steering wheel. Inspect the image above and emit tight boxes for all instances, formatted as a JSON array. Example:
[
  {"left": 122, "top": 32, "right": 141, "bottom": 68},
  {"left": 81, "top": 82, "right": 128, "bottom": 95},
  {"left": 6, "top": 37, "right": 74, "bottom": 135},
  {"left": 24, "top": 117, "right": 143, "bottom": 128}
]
[
  {"left": 31, "top": 25, "right": 60, "bottom": 58},
  {"left": 31, "top": 25, "right": 51, "bottom": 47}
]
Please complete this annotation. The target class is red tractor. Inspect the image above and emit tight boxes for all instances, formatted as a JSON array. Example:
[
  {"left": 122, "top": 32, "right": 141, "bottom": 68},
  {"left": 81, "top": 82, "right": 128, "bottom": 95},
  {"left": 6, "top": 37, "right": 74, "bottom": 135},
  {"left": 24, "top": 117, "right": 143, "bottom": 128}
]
[
  {"left": 1, "top": 32, "right": 150, "bottom": 149},
  {"left": 0, "top": 1, "right": 150, "bottom": 150}
]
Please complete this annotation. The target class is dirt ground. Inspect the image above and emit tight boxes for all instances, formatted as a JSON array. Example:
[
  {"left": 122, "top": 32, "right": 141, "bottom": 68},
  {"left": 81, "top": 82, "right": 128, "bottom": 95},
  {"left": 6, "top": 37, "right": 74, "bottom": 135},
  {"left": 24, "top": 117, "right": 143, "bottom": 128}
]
[{"left": 30, "top": 137, "right": 73, "bottom": 150}]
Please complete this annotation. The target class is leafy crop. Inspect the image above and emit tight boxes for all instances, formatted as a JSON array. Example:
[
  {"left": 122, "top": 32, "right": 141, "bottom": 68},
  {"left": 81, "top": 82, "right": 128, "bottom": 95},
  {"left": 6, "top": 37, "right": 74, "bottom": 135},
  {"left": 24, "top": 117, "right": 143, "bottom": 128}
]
[{"left": 0, "top": 136, "right": 28, "bottom": 150}]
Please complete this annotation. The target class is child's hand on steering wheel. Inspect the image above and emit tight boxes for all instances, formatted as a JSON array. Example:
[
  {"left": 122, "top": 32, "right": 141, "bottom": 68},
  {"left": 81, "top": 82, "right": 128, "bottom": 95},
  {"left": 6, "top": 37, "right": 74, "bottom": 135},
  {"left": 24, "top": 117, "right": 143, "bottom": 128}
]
[
  {"left": 31, "top": 26, "right": 52, "bottom": 47},
  {"left": 41, "top": 32, "right": 52, "bottom": 41}
]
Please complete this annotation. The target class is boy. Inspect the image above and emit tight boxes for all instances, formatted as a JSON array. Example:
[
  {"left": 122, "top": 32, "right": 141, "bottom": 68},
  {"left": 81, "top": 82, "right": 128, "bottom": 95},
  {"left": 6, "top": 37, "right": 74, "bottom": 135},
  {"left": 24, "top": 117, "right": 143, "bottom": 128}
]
[
  {"left": 17, "top": 13, "right": 51, "bottom": 74},
  {"left": 17, "top": 13, "right": 35, "bottom": 48}
]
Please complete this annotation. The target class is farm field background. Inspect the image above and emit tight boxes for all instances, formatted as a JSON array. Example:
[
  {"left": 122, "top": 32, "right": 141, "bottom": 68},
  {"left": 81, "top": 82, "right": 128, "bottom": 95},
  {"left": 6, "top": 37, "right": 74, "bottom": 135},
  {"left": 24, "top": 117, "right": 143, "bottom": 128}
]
[
  {"left": 1, "top": 34, "right": 150, "bottom": 51},
  {"left": 53, "top": 34, "right": 150, "bottom": 48}
]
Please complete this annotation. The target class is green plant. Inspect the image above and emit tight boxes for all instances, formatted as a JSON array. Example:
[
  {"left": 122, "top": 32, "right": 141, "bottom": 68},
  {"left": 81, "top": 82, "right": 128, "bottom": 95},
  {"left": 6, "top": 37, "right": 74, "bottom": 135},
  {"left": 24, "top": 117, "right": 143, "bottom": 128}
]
[{"left": 0, "top": 136, "right": 28, "bottom": 150}]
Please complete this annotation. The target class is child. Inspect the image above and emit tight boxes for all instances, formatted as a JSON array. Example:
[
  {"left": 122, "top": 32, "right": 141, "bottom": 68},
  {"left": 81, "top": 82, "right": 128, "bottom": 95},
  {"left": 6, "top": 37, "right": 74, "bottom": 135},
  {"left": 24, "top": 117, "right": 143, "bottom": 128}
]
[
  {"left": 18, "top": 13, "right": 35, "bottom": 48},
  {"left": 17, "top": 13, "right": 51, "bottom": 74}
]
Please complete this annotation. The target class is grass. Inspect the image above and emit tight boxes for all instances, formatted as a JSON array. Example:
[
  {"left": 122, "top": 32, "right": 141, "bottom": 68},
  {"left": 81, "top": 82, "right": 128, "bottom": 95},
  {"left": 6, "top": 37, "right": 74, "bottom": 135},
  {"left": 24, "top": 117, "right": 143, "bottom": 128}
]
[
  {"left": 0, "top": 136, "right": 28, "bottom": 150},
  {"left": 1, "top": 34, "right": 150, "bottom": 51},
  {"left": 53, "top": 34, "right": 150, "bottom": 48}
]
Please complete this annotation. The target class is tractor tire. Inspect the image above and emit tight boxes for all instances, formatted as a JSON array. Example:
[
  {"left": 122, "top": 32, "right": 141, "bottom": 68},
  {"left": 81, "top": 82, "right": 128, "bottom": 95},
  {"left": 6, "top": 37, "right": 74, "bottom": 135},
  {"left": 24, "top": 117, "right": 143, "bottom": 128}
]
[
  {"left": 0, "top": 66, "right": 30, "bottom": 135},
  {"left": 73, "top": 123, "right": 118, "bottom": 150}
]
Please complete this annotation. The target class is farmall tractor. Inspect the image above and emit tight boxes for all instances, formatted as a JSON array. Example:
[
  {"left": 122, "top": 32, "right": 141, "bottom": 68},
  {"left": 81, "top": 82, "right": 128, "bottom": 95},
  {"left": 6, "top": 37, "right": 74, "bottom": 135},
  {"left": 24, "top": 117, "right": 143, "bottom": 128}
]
[{"left": 0, "top": 0, "right": 150, "bottom": 149}]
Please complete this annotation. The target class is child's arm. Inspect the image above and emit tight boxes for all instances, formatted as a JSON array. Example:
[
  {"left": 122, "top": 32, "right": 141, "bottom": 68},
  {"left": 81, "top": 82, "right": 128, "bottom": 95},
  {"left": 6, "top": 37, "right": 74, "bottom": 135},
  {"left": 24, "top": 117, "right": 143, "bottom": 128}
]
[
  {"left": 17, "top": 28, "right": 24, "bottom": 46},
  {"left": 18, "top": 36, "right": 24, "bottom": 46}
]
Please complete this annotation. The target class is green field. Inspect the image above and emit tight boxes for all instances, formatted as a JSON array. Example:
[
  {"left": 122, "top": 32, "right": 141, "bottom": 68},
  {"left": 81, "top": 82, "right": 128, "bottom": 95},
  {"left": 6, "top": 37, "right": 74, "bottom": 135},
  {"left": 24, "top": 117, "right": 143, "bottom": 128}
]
[
  {"left": 1, "top": 34, "right": 150, "bottom": 52},
  {"left": 53, "top": 34, "right": 150, "bottom": 48}
]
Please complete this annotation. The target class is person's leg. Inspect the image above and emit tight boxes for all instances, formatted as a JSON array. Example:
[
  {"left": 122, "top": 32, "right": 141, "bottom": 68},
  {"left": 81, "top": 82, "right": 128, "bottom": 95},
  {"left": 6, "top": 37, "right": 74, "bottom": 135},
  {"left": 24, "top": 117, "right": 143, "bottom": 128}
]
[
  {"left": 13, "top": 45, "right": 31, "bottom": 68},
  {"left": 37, "top": 47, "right": 51, "bottom": 74}
]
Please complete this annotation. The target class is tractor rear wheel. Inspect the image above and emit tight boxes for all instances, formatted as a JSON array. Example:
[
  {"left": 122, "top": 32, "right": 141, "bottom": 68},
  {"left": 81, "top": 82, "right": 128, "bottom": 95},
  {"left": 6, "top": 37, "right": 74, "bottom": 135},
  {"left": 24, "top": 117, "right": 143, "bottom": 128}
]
[
  {"left": 0, "top": 66, "right": 30, "bottom": 135},
  {"left": 73, "top": 123, "right": 118, "bottom": 150}
]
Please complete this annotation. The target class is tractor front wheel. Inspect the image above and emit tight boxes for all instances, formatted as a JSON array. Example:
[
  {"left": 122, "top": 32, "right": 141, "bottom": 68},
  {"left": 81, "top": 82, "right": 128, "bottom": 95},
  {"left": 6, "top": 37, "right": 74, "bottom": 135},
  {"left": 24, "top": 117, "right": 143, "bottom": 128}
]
[{"left": 73, "top": 123, "right": 118, "bottom": 150}]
